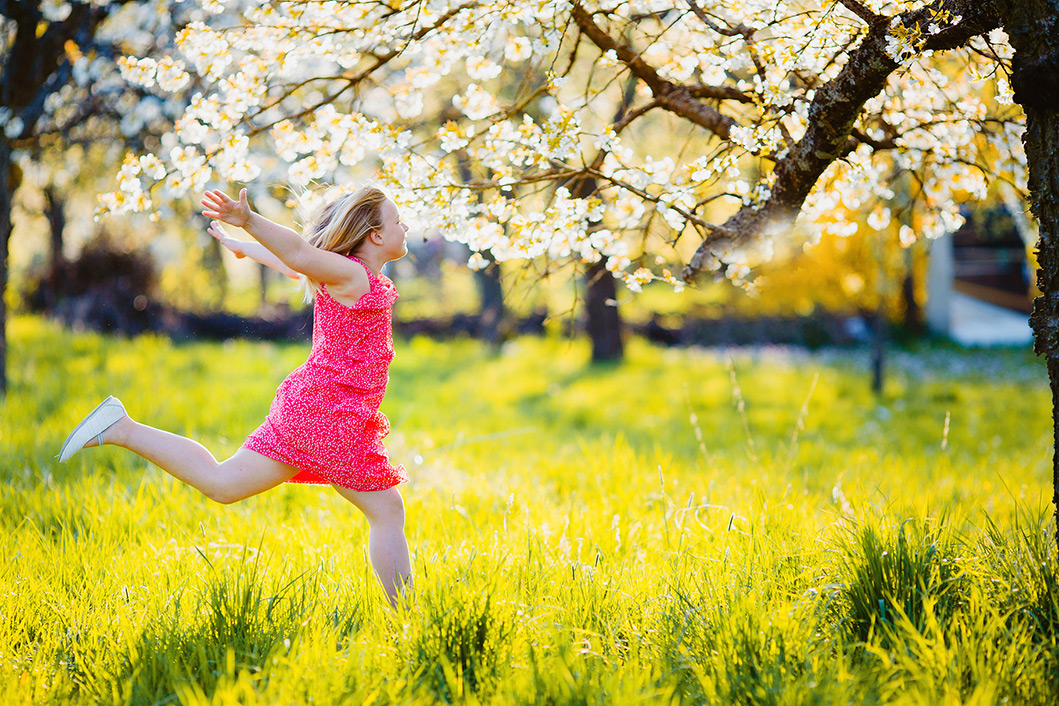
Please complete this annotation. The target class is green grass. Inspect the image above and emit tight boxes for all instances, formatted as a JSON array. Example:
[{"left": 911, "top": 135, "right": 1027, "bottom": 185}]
[{"left": 1, "top": 314, "right": 1056, "bottom": 705}]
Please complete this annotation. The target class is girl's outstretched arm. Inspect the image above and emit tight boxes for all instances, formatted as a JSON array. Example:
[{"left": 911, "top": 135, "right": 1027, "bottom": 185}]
[
  {"left": 207, "top": 221, "right": 300, "bottom": 279},
  {"left": 200, "top": 188, "right": 365, "bottom": 291}
]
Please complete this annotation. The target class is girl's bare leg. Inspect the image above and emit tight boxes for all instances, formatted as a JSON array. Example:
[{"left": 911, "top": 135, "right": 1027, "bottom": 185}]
[
  {"left": 90, "top": 416, "right": 299, "bottom": 503},
  {"left": 332, "top": 484, "right": 412, "bottom": 607}
]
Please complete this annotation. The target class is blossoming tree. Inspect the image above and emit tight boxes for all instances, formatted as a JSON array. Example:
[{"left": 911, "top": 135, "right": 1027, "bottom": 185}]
[
  {"left": 99, "top": 0, "right": 1057, "bottom": 537},
  {"left": 0, "top": 0, "right": 202, "bottom": 395}
]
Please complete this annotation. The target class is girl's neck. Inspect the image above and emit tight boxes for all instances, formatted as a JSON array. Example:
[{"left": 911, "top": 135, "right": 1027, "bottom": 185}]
[{"left": 351, "top": 250, "right": 384, "bottom": 277}]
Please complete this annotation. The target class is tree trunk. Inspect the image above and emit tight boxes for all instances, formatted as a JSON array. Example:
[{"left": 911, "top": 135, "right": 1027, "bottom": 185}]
[
  {"left": 1002, "top": 0, "right": 1059, "bottom": 550},
  {"left": 585, "top": 260, "right": 623, "bottom": 362},
  {"left": 474, "top": 250, "right": 505, "bottom": 345},
  {"left": 871, "top": 307, "right": 886, "bottom": 394},
  {"left": 902, "top": 248, "right": 923, "bottom": 334},
  {"left": 0, "top": 139, "right": 11, "bottom": 397},
  {"left": 570, "top": 173, "right": 624, "bottom": 363},
  {"left": 44, "top": 185, "right": 66, "bottom": 273}
]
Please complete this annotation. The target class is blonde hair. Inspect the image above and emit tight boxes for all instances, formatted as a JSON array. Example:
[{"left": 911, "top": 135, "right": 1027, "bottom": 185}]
[{"left": 298, "top": 185, "right": 388, "bottom": 303}]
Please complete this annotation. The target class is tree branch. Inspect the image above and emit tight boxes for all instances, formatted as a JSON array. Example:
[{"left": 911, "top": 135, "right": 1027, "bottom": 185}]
[
  {"left": 683, "top": 0, "right": 1003, "bottom": 280},
  {"left": 837, "top": 0, "right": 886, "bottom": 27},
  {"left": 570, "top": 0, "right": 737, "bottom": 140}
]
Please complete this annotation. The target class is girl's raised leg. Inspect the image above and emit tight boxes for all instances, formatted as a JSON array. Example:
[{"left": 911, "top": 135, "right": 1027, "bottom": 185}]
[
  {"left": 91, "top": 416, "right": 299, "bottom": 503},
  {"left": 331, "top": 484, "right": 412, "bottom": 607}
]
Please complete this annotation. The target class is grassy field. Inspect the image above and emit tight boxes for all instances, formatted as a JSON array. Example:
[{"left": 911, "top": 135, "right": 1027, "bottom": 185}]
[{"left": 2, "top": 315, "right": 1056, "bottom": 705}]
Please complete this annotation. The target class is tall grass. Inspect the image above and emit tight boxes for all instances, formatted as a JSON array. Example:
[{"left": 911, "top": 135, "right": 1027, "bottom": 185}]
[{"left": 1, "top": 315, "right": 1056, "bottom": 705}]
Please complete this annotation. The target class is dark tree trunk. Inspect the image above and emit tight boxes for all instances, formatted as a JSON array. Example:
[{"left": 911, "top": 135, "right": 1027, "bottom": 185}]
[
  {"left": 902, "top": 249, "right": 923, "bottom": 334},
  {"left": 1002, "top": 0, "right": 1059, "bottom": 550},
  {"left": 0, "top": 0, "right": 115, "bottom": 396},
  {"left": 585, "top": 260, "right": 623, "bottom": 362},
  {"left": 871, "top": 307, "right": 886, "bottom": 394},
  {"left": 570, "top": 174, "right": 624, "bottom": 362},
  {"left": 474, "top": 250, "right": 505, "bottom": 345},
  {"left": 44, "top": 185, "right": 66, "bottom": 272},
  {"left": 0, "top": 139, "right": 11, "bottom": 397}
]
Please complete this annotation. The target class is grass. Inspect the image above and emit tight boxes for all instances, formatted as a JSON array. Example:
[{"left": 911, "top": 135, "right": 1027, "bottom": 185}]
[{"left": 1, "top": 314, "right": 1056, "bottom": 705}]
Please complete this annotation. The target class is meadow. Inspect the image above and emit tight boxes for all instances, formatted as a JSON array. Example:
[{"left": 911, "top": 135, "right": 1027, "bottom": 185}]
[{"left": 2, "top": 314, "right": 1056, "bottom": 705}]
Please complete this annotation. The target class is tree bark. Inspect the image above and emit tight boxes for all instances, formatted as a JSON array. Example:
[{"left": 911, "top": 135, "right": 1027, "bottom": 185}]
[
  {"left": 44, "top": 185, "right": 65, "bottom": 273},
  {"left": 0, "top": 139, "right": 11, "bottom": 397},
  {"left": 0, "top": 0, "right": 120, "bottom": 396},
  {"left": 871, "top": 307, "right": 886, "bottom": 394},
  {"left": 1001, "top": 0, "right": 1059, "bottom": 550},
  {"left": 584, "top": 259, "right": 623, "bottom": 362},
  {"left": 569, "top": 173, "right": 624, "bottom": 363},
  {"left": 901, "top": 248, "right": 923, "bottom": 334},
  {"left": 473, "top": 250, "right": 505, "bottom": 345}
]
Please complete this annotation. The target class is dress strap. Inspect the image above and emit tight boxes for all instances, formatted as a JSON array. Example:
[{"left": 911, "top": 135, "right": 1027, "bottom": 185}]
[{"left": 348, "top": 254, "right": 377, "bottom": 282}]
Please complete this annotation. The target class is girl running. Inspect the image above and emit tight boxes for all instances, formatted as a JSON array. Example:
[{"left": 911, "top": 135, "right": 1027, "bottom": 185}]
[{"left": 57, "top": 186, "right": 413, "bottom": 607}]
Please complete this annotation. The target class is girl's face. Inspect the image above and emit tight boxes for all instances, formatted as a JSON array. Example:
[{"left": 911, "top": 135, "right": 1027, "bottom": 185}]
[{"left": 376, "top": 199, "right": 409, "bottom": 261}]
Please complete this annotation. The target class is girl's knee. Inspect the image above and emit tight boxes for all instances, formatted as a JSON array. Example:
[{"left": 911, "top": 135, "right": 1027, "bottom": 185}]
[
  {"left": 377, "top": 488, "right": 405, "bottom": 524},
  {"left": 363, "top": 487, "right": 405, "bottom": 526}
]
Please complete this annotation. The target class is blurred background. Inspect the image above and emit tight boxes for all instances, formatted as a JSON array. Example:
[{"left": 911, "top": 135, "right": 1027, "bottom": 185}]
[
  {"left": 1, "top": 0, "right": 1038, "bottom": 387},
  {"left": 8, "top": 155, "right": 1038, "bottom": 373}
]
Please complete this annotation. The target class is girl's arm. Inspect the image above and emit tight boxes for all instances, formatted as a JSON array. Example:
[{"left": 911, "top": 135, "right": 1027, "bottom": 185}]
[
  {"left": 200, "top": 189, "right": 366, "bottom": 292},
  {"left": 207, "top": 222, "right": 300, "bottom": 279}
]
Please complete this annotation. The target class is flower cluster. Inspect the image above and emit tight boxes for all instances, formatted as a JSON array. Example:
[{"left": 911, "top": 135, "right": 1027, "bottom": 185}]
[{"left": 100, "top": 0, "right": 1024, "bottom": 294}]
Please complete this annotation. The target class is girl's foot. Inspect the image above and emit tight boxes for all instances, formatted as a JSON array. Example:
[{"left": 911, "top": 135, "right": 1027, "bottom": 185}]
[{"left": 57, "top": 396, "right": 129, "bottom": 462}]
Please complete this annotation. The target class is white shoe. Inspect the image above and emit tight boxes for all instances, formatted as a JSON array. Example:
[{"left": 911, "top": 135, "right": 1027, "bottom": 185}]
[{"left": 57, "top": 396, "right": 128, "bottom": 463}]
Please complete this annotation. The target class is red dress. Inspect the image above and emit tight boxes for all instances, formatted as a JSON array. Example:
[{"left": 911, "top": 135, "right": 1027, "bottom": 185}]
[{"left": 243, "top": 255, "right": 408, "bottom": 491}]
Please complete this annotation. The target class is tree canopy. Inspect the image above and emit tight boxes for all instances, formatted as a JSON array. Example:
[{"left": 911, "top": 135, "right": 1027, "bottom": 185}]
[{"left": 101, "top": 0, "right": 1021, "bottom": 295}]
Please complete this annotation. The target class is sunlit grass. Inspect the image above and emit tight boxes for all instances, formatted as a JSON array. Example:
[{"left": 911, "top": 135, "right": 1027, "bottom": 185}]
[{"left": 2, "top": 315, "right": 1055, "bottom": 705}]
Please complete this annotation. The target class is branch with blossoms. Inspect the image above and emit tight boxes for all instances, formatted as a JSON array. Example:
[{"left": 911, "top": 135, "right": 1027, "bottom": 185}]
[{"left": 100, "top": 0, "right": 1024, "bottom": 295}]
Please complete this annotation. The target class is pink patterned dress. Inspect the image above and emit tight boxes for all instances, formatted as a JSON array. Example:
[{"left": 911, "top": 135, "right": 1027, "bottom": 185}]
[{"left": 243, "top": 255, "right": 408, "bottom": 491}]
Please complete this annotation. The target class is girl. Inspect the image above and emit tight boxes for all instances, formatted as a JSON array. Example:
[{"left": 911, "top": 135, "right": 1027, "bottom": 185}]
[{"left": 57, "top": 186, "right": 413, "bottom": 607}]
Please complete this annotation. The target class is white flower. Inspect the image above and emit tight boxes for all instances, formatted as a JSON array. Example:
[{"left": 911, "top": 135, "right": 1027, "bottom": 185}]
[
  {"left": 453, "top": 84, "right": 499, "bottom": 120},
  {"left": 137, "top": 154, "right": 167, "bottom": 180},
  {"left": 867, "top": 206, "right": 891, "bottom": 231},
  {"left": 395, "top": 90, "right": 424, "bottom": 119},
  {"left": 466, "top": 56, "right": 502, "bottom": 81},
  {"left": 505, "top": 37, "right": 532, "bottom": 62},
  {"left": 599, "top": 49, "right": 620, "bottom": 69},
  {"left": 4, "top": 116, "right": 24, "bottom": 139},
  {"left": 899, "top": 224, "right": 917, "bottom": 247}
]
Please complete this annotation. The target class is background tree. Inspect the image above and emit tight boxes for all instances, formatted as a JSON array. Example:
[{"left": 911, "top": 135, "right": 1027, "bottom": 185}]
[
  {"left": 0, "top": 0, "right": 204, "bottom": 395},
  {"left": 101, "top": 0, "right": 1058, "bottom": 539}
]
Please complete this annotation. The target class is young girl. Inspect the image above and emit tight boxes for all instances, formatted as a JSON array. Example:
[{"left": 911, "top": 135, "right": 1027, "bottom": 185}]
[{"left": 57, "top": 186, "right": 413, "bottom": 607}]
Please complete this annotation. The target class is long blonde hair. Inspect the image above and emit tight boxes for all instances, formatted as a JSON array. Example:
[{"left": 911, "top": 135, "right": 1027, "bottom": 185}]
[{"left": 299, "top": 185, "right": 388, "bottom": 303}]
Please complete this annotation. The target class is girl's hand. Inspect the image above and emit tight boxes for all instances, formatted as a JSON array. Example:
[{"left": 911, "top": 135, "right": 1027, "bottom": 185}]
[
  {"left": 207, "top": 221, "right": 248, "bottom": 258},
  {"left": 201, "top": 188, "right": 252, "bottom": 228}
]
